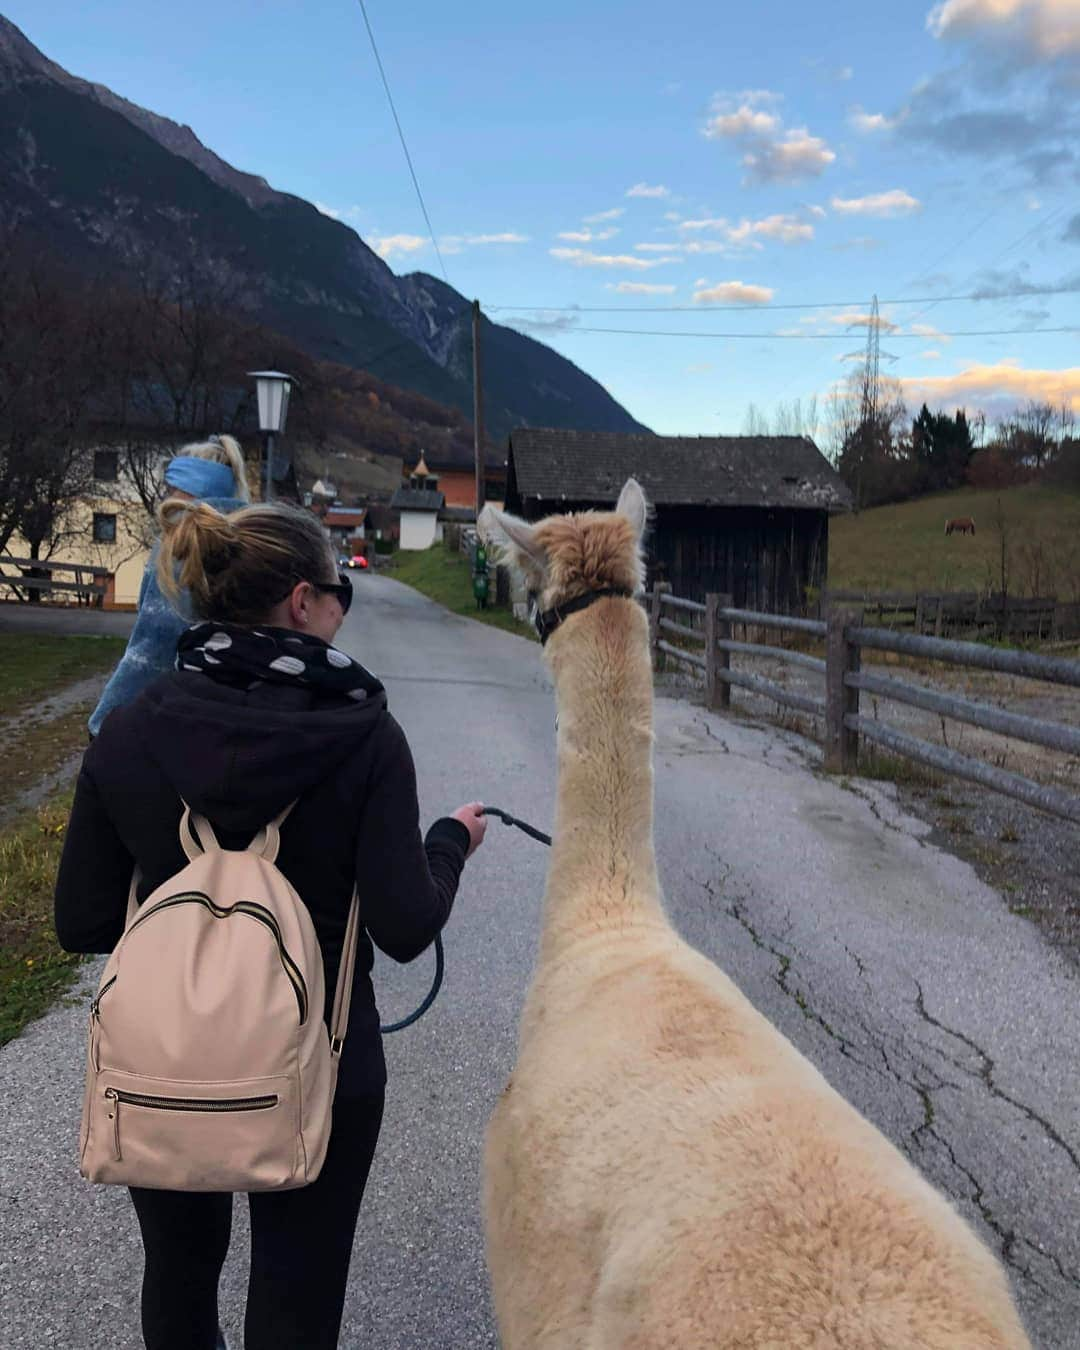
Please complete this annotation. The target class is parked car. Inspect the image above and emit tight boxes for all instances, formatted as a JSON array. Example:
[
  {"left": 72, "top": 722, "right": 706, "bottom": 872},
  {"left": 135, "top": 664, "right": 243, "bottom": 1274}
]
[{"left": 344, "top": 554, "right": 369, "bottom": 570}]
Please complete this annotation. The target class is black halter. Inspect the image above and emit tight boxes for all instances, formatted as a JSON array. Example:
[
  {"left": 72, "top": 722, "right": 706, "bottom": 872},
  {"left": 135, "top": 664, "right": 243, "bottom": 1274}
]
[{"left": 533, "top": 587, "right": 635, "bottom": 645}]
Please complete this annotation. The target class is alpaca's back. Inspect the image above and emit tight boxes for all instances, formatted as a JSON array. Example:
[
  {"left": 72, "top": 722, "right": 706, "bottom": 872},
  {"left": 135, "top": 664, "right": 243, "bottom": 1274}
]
[{"left": 485, "top": 924, "right": 1029, "bottom": 1349}]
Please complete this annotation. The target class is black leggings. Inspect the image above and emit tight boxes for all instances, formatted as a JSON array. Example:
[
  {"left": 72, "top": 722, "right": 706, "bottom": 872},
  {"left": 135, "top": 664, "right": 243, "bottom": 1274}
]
[{"left": 129, "top": 1093, "right": 385, "bottom": 1350}]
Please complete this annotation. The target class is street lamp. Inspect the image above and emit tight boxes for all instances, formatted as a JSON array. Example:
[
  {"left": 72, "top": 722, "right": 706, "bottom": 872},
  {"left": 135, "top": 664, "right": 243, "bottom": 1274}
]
[{"left": 248, "top": 370, "right": 293, "bottom": 502}]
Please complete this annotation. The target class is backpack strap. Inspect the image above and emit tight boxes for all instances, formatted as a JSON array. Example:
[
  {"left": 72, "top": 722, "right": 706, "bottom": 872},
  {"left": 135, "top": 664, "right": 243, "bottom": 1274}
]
[
  {"left": 179, "top": 803, "right": 221, "bottom": 861},
  {"left": 125, "top": 868, "right": 141, "bottom": 927},
  {"left": 248, "top": 801, "right": 297, "bottom": 865},
  {"left": 329, "top": 889, "right": 361, "bottom": 1059}
]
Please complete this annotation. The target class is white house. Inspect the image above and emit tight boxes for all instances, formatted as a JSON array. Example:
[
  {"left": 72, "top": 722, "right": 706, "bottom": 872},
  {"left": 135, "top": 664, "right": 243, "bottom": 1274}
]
[{"left": 391, "top": 486, "right": 445, "bottom": 550}]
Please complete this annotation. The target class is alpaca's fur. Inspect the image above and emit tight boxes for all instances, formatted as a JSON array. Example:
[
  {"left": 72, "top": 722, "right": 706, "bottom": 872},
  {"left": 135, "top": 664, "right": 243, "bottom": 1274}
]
[{"left": 479, "top": 482, "right": 1030, "bottom": 1350}]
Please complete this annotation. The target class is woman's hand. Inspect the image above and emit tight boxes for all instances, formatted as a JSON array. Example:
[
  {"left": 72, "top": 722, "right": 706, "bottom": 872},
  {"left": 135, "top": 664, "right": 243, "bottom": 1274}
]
[{"left": 451, "top": 802, "right": 488, "bottom": 859}]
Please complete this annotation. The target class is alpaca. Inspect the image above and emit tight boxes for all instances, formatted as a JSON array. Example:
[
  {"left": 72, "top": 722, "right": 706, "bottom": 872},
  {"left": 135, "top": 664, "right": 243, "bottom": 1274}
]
[{"left": 479, "top": 480, "right": 1030, "bottom": 1350}]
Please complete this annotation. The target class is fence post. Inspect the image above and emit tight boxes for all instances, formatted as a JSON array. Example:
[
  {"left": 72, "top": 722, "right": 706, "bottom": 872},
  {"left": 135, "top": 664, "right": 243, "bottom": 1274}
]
[
  {"left": 649, "top": 581, "right": 669, "bottom": 666},
  {"left": 712, "top": 592, "right": 732, "bottom": 709},
  {"left": 704, "top": 593, "right": 719, "bottom": 709},
  {"left": 825, "top": 605, "right": 862, "bottom": 773}
]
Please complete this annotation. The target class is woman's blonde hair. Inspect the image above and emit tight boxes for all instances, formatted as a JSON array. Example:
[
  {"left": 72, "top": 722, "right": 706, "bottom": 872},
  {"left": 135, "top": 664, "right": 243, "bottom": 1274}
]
[
  {"left": 158, "top": 499, "right": 336, "bottom": 624},
  {"left": 178, "top": 433, "right": 251, "bottom": 502}
]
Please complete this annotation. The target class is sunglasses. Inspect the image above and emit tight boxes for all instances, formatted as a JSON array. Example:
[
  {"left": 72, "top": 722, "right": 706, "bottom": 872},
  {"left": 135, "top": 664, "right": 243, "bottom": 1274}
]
[{"left": 313, "top": 571, "right": 354, "bottom": 615}]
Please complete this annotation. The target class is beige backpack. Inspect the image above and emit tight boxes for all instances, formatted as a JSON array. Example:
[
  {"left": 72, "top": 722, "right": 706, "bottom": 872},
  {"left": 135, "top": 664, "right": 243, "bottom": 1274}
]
[{"left": 79, "top": 802, "right": 359, "bottom": 1192}]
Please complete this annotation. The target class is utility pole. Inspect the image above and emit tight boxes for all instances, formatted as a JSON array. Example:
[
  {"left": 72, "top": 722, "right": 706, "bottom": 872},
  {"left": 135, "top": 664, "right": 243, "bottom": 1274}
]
[
  {"left": 264, "top": 431, "right": 275, "bottom": 503},
  {"left": 472, "top": 299, "right": 486, "bottom": 515}
]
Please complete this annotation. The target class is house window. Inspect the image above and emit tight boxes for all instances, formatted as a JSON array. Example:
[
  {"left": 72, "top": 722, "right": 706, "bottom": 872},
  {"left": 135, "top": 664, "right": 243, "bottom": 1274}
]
[
  {"left": 93, "top": 450, "right": 119, "bottom": 483},
  {"left": 92, "top": 513, "right": 117, "bottom": 544}
]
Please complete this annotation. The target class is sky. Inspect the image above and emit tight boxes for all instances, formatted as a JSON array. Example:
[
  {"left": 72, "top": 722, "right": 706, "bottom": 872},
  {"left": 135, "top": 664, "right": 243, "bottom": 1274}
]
[{"left": 6, "top": 0, "right": 1080, "bottom": 436}]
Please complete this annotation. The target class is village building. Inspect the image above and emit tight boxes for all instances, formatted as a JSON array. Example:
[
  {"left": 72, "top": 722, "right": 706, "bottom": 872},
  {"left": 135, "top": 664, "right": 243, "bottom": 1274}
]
[
  {"left": 390, "top": 456, "right": 446, "bottom": 551},
  {"left": 504, "top": 429, "right": 851, "bottom": 612}
]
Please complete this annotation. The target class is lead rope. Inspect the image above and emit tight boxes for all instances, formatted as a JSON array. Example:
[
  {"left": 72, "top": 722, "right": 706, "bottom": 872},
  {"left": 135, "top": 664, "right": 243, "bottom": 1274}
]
[{"left": 379, "top": 806, "right": 551, "bottom": 1034}]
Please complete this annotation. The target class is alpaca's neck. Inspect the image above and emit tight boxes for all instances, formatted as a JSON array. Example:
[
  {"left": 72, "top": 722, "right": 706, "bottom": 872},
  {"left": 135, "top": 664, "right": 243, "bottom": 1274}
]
[{"left": 540, "top": 599, "right": 664, "bottom": 961}]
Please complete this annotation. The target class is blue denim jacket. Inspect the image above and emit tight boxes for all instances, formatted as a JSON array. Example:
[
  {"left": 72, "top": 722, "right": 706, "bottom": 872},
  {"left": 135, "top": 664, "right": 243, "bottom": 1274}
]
[{"left": 88, "top": 496, "right": 247, "bottom": 736}]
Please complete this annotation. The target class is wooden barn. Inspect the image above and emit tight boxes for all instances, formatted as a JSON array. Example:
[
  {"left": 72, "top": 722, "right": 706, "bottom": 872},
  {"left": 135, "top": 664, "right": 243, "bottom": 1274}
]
[{"left": 504, "top": 429, "right": 851, "bottom": 613}]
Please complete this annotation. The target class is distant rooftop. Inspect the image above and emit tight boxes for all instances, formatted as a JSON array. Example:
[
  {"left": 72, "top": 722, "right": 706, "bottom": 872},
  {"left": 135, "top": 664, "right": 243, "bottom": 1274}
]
[{"left": 507, "top": 429, "right": 851, "bottom": 512}]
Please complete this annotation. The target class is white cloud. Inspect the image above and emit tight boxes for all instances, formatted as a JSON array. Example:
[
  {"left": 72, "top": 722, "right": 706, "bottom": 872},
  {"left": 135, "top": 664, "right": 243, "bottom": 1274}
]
[
  {"left": 920, "top": 349, "right": 944, "bottom": 359},
  {"left": 316, "top": 202, "right": 366, "bottom": 224},
  {"left": 683, "top": 240, "right": 745, "bottom": 255},
  {"left": 928, "top": 0, "right": 1080, "bottom": 61},
  {"left": 440, "top": 232, "right": 529, "bottom": 253},
  {"left": 744, "top": 128, "right": 837, "bottom": 182},
  {"left": 583, "top": 207, "right": 625, "bottom": 223},
  {"left": 663, "top": 211, "right": 682, "bottom": 222},
  {"left": 908, "top": 322, "right": 951, "bottom": 342},
  {"left": 693, "top": 280, "right": 776, "bottom": 304},
  {"left": 706, "top": 105, "right": 782, "bottom": 138},
  {"left": 744, "top": 213, "right": 815, "bottom": 243},
  {"left": 830, "top": 188, "right": 921, "bottom": 217},
  {"left": 677, "top": 213, "right": 815, "bottom": 246},
  {"left": 828, "top": 309, "right": 900, "bottom": 331},
  {"left": 686, "top": 362, "right": 714, "bottom": 373},
  {"left": 849, "top": 107, "right": 894, "bottom": 133},
  {"left": 808, "top": 204, "right": 828, "bottom": 218},
  {"left": 549, "top": 248, "right": 677, "bottom": 269},
  {"left": 634, "top": 242, "right": 684, "bottom": 252},
  {"left": 901, "top": 358, "right": 1080, "bottom": 414},
  {"left": 704, "top": 91, "right": 835, "bottom": 183},
  {"left": 557, "top": 228, "right": 619, "bottom": 242},
  {"left": 370, "top": 233, "right": 427, "bottom": 260},
  {"left": 605, "top": 281, "right": 678, "bottom": 294},
  {"left": 626, "top": 183, "right": 671, "bottom": 198}
]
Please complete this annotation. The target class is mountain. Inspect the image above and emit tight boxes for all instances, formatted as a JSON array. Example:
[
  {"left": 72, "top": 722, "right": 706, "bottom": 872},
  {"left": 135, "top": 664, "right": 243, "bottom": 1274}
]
[{"left": 0, "top": 15, "right": 649, "bottom": 441}]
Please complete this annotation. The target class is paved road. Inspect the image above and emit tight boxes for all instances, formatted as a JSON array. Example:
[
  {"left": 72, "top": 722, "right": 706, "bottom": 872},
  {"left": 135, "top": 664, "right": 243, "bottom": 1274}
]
[
  {"left": 0, "top": 603, "right": 137, "bottom": 637},
  {"left": 1, "top": 573, "right": 1077, "bottom": 1347}
]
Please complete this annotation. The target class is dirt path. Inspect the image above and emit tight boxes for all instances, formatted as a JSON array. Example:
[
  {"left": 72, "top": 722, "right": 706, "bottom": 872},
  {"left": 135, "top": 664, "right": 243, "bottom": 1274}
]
[{"left": 0, "top": 674, "right": 106, "bottom": 827}]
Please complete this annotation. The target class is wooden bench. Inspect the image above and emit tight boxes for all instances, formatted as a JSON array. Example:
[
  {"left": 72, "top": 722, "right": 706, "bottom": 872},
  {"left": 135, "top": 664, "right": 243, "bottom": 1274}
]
[{"left": 0, "top": 556, "right": 111, "bottom": 607}]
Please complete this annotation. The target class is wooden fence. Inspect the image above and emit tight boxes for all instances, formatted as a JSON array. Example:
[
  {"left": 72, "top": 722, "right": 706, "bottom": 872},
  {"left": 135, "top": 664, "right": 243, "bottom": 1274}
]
[
  {"left": 648, "top": 584, "right": 1080, "bottom": 825},
  {"left": 0, "top": 555, "right": 110, "bottom": 606},
  {"left": 821, "top": 589, "right": 1077, "bottom": 641}
]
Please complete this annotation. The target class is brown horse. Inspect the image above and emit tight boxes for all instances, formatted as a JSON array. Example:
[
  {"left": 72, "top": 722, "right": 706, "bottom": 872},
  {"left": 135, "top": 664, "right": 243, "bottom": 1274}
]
[{"left": 945, "top": 517, "right": 976, "bottom": 536}]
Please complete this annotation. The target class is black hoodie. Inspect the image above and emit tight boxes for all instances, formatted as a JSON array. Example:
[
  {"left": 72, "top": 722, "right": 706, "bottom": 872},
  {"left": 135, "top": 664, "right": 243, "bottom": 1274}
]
[{"left": 54, "top": 668, "right": 470, "bottom": 1096}]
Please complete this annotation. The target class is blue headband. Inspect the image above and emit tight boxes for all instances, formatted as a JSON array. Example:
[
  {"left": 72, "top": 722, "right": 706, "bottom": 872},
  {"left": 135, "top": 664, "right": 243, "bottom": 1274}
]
[{"left": 164, "top": 456, "right": 237, "bottom": 500}]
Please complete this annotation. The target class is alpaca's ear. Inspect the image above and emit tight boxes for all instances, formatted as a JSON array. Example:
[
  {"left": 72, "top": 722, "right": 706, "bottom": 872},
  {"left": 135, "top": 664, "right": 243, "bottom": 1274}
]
[
  {"left": 479, "top": 505, "right": 548, "bottom": 573},
  {"left": 616, "top": 478, "right": 648, "bottom": 538}
]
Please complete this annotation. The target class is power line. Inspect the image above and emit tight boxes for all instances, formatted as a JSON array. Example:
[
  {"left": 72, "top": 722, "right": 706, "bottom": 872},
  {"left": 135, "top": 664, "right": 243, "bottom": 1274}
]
[
  {"left": 355, "top": 0, "right": 449, "bottom": 284},
  {"left": 902, "top": 204, "right": 1074, "bottom": 333},
  {"left": 483, "top": 283, "right": 1080, "bottom": 315},
  {"left": 553, "top": 325, "right": 1079, "bottom": 340}
]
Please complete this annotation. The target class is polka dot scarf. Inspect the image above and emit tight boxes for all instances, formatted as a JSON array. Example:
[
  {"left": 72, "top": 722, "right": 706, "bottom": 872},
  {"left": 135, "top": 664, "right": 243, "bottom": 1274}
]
[{"left": 176, "top": 623, "right": 384, "bottom": 702}]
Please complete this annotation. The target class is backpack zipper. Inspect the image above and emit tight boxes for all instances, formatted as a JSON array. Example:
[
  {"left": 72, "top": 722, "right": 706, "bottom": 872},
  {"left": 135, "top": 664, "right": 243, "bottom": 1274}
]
[
  {"left": 104, "top": 1087, "right": 278, "bottom": 1112},
  {"left": 103, "top": 1087, "right": 278, "bottom": 1162},
  {"left": 91, "top": 975, "right": 117, "bottom": 1019},
  {"left": 125, "top": 891, "right": 308, "bottom": 1023}
]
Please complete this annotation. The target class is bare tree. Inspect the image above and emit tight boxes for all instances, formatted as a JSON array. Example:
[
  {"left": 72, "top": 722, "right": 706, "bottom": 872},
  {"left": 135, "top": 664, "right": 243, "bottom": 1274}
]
[{"left": 0, "top": 242, "right": 105, "bottom": 560}]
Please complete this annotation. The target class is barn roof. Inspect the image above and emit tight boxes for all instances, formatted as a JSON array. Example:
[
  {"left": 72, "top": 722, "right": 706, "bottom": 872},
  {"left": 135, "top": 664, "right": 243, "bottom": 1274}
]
[{"left": 507, "top": 429, "right": 851, "bottom": 512}]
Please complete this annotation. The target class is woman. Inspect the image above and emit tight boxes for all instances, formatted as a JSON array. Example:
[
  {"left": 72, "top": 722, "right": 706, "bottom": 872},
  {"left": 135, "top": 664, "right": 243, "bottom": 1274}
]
[
  {"left": 55, "top": 498, "right": 487, "bottom": 1349},
  {"left": 88, "top": 434, "right": 250, "bottom": 737}
]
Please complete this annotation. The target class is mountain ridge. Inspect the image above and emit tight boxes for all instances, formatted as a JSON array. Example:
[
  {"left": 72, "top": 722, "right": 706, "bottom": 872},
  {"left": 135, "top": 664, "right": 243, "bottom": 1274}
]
[{"left": 0, "top": 14, "right": 649, "bottom": 441}]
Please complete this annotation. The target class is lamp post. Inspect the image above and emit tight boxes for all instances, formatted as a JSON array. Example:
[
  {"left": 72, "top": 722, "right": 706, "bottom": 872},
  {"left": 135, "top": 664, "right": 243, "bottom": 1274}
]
[{"left": 247, "top": 370, "right": 293, "bottom": 502}]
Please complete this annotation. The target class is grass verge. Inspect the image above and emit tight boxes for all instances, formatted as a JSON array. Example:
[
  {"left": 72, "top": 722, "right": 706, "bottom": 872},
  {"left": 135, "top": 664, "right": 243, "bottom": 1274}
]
[
  {"left": 386, "top": 546, "right": 536, "bottom": 640},
  {"left": 0, "top": 634, "right": 126, "bottom": 718},
  {"left": 0, "top": 790, "right": 82, "bottom": 1046}
]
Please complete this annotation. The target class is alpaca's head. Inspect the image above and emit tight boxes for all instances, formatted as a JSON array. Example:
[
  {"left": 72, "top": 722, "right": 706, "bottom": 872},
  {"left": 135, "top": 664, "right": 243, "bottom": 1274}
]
[{"left": 480, "top": 479, "right": 649, "bottom": 613}]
